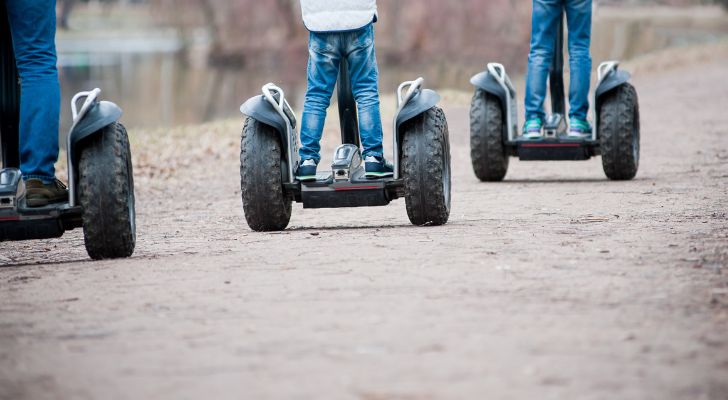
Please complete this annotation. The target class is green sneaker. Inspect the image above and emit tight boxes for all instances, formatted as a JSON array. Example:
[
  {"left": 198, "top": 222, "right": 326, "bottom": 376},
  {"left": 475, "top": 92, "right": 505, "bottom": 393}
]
[
  {"left": 364, "top": 156, "right": 394, "bottom": 179},
  {"left": 522, "top": 117, "right": 543, "bottom": 139},
  {"left": 296, "top": 159, "right": 317, "bottom": 182},
  {"left": 568, "top": 117, "right": 592, "bottom": 138}
]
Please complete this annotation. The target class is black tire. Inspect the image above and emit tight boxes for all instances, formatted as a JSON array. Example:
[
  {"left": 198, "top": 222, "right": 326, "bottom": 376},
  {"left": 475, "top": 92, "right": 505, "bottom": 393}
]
[
  {"left": 240, "top": 117, "right": 291, "bottom": 231},
  {"left": 599, "top": 83, "right": 640, "bottom": 180},
  {"left": 401, "top": 106, "right": 451, "bottom": 226},
  {"left": 469, "top": 89, "right": 508, "bottom": 181},
  {"left": 78, "top": 122, "right": 136, "bottom": 260}
]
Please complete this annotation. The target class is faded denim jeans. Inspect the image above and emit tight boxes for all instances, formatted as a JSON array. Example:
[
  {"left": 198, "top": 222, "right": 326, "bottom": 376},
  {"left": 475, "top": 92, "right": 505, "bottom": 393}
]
[
  {"left": 299, "top": 24, "right": 383, "bottom": 163},
  {"left": 524, "top": 0, "right": 592, "bottom": 121},
  {"left": 6, "top": 0, "right": 61, "bottom": 183}
]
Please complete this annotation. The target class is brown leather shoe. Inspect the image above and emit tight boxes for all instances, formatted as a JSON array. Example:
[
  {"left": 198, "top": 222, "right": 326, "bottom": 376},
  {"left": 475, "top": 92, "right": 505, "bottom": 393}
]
[{"left": 25, "top": 179, "right": 69, "bottom": 207}]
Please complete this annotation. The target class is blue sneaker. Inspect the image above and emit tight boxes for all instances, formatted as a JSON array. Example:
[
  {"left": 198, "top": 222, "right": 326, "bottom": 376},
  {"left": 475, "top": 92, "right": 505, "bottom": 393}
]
[
  {"left": 364, "top": 156, "right": 394, "bottom": 179},
  {"left": 297, "top": 159, "right": 317, "bottom": 182},
  {"left": 568, "top": 117, "right": 592, "bottom": 138},
  {"left": 522, "top": 117, "right": 543, "bottom": 139}
]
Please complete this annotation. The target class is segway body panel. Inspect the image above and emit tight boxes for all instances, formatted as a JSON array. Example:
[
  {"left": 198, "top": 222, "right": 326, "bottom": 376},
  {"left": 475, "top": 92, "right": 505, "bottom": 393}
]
[{"left": 239, "top": 59, "right": 451, "bottom": 230}]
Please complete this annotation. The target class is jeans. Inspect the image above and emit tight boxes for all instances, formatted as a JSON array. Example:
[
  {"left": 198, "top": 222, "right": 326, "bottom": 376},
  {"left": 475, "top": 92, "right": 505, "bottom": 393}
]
[
  {"left": 524, "top": 0, "right": 592, "bottom": 121},
  {"left": 299, "top": 24, "right": 383, "bottom": 163},
  {"left": 6, "top": 0, "right": 60, "bottom": 183}
]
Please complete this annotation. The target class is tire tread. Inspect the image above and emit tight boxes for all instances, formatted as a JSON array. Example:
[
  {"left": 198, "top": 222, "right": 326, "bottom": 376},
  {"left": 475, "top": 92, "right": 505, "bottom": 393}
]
[
  {"left": 600, "top": 83, "right": 640, "bottom": 180},
  {"left": 79, "top": 122, "right": 136, "bottom": 259},
  {"left": 469, "top": 89, "right": 508, "bottom": 181},
  {"left": 240, "top": 117, "right": 292, "bottom": 231},
  {"left": 402, "top": 107, "right": 451, "bottom": 226}
]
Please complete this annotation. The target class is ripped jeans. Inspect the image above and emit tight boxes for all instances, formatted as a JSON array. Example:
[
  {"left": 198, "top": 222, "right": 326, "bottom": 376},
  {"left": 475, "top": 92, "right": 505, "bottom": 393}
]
[{"left": 299, "top": 24, "right": 383, "bottom": 163}]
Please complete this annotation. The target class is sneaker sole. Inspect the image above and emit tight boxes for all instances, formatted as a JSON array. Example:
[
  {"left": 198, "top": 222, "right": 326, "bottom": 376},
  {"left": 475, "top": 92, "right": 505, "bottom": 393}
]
[
  {"left": 25, "top": 198, "right": 50, "bottom": 208},
  {"left": 365, "top": 172, "right": 393, "bottom": 179},
  {"left": 297, "top": 175, "right": 317, "bottom": 182},
  {"left": 25, "top": 196, "right": 68, "bottom": 208}
]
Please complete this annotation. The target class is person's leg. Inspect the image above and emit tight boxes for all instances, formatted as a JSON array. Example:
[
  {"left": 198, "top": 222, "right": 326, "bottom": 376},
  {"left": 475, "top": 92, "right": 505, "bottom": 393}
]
[
  {"left": 6, "top": 0, "right": 60, "bottom": 183},
  {"left": 524, "top": 0, "right": 563, "bottom": 124},
  {"left": 299, "top": 31, "right": 341, "bottom": 164},
  {"left": 345, "top": 24, "right": 384, "bottom": 160},
  {"left": 565, "top": 0, "right": 592, "bottom": 121}
]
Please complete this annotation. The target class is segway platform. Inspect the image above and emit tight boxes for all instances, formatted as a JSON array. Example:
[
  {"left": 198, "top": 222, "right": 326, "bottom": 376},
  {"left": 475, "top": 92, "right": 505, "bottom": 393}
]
[
  {"left": 282, "top": 143, "right": 400, "bottom": 209},
  {"left": 513, "top": 137, "right": 597, "bottom": 161},
  {"left": 297, "top": 174, "right": 396, "bottom": 209},
  {"left": 0, "top": 169, "right": 83, "bottom": 240}
]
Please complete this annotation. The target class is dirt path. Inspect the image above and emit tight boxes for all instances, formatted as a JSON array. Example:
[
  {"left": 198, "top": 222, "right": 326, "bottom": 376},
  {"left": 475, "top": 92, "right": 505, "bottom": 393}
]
[{"left": 1, "top": 50, "right": 727, "bottom": 399}]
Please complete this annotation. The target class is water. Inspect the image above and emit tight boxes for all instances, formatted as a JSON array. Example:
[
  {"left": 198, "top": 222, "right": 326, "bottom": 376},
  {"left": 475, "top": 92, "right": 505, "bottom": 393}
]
[
  {"left": 57, "top": 47, "right": 481, "bottom": 132},
  {"left": 56, "top": 10, "right": 728, "bottom": 131}
]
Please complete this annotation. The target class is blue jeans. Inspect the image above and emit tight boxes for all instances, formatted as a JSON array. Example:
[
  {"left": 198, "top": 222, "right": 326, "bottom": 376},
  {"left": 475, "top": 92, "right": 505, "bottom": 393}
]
[
  {"left": 6, "top": 0, "right": 60, "bottom": 183},
  {"left": 525, "top": 0, "right": 592, "bottom": 121},
  {"left": 299, "top": 24, "right": 384, "bottom": 163}
]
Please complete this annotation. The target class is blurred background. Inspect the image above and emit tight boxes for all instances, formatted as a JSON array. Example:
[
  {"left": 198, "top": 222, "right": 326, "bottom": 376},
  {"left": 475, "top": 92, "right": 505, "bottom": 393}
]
[{"left": 55, "top": 0, "right": 728, "bottom": 132}]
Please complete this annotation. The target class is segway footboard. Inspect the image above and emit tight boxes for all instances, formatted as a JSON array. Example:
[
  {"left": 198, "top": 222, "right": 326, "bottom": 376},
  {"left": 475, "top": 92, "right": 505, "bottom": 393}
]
[
  {"left": 0, "top": 169, "right": 82, "bottom": 241},
  {"left": 300, "top": 175, "right": 393, "bottom": 210},
  {"left": 516, "top": 139, "right": 597, "bottom": 161},
  {"left": 296, "top": 143, "right": 392, "bottom": 209}
]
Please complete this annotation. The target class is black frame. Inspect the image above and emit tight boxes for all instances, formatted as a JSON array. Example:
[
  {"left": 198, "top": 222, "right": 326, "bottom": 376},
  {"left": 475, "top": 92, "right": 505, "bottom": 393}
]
[
  {"left": 337, "top": 58, "right": 360, "bottom": 148},
  {"left": 0, "top": 2, "right": 20, "bottom": 168}
]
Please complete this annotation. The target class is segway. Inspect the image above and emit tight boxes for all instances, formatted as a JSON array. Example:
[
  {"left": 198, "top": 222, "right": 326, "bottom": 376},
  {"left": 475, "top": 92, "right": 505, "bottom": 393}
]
[
  {"left": 0, "top": 6, "right": 135, "bottom": 260},
  {"left": 469, "top": 13, "right": 640, "bottom": 181},
  {"left": 238, "top": 58, "right": 451, "bottom": 231}
]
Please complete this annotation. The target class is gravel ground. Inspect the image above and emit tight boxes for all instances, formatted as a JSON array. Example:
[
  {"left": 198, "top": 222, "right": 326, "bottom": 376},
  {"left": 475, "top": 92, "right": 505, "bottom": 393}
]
[{"left": 1, "top": 46, "right": 727, "bottom": 400}]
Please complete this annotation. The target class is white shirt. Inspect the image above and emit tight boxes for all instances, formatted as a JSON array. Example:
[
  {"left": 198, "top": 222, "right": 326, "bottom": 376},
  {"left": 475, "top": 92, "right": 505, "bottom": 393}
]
[{"left": 300, "top": 0, "right": 377, "bottom": 32}]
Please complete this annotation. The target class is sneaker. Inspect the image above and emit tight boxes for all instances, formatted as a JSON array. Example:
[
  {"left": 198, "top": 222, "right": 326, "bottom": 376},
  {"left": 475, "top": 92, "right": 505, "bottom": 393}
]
[
  {"left": 297, "top": 159, "right": 317, "bottom": 182},
  {"left": 364, "top": 156, "right": 394, "bottom": 179},
  {"left": 25, "top": 178, "right": 68, "bottom": 207},
  {"left": 522, "top": 117, "right": 543, "bottom": 139},
  {"left": 568, "top": 117, "right": 592, "bottom": 138}
]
